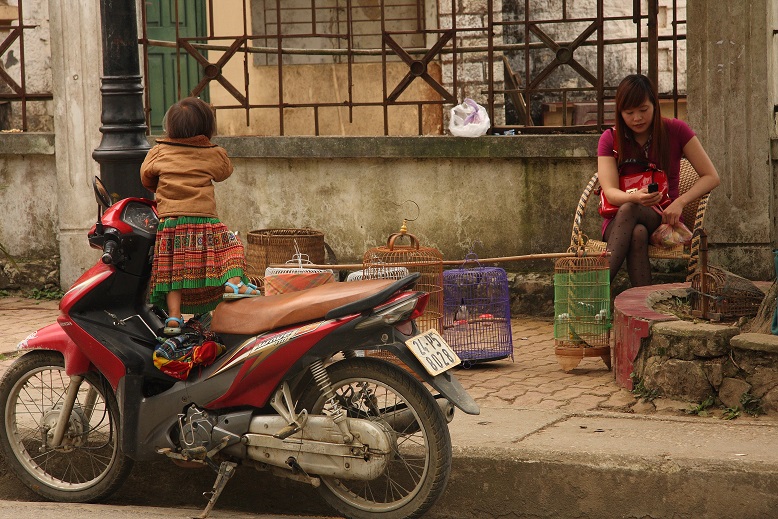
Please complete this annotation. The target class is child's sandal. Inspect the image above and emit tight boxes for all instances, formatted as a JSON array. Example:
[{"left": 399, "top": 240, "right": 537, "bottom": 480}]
[
  {"left": 223, "top": 281, "right": 262, "bottom": 300},
  {"left": 164, "top": 317, "right": 184, "bottom": 336}
]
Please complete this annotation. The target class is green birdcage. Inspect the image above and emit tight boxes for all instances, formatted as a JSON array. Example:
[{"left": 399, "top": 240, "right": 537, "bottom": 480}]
[{"left": 553, "top": 254, "right": 611, "bottom": 372}]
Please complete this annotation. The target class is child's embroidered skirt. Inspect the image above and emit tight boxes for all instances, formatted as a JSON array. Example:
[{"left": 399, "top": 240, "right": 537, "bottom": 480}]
[{"left": 150, "top": 216, "right": 249, "bottom": 314}]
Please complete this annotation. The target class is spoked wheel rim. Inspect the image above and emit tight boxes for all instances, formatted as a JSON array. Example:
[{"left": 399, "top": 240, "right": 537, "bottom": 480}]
[
  {"left": 4, "top": 364, "right": 119, "bottom": 491},
  {"left": 315, "top": 376, "right": 431, "bottom": 512}
]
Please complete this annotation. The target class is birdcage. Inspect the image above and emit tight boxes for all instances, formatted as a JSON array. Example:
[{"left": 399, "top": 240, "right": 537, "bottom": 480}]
[
  {"left": 346, "top": 265, "right": 410, "bottom": 282},
  {"left": 690, "top": 265, "right": 764, "bottom": 320},
  {"left": 262, "top": 247, "right": 336, "bottom": 295},
  {"left": 553, "top": 254, "right": 611, "bottom": 372},
  {"left": 442, "top": 254, "right": 513, "bottom": 365},
  {"left": 362, "top": 222, "right": 443, "bottom": 333}
]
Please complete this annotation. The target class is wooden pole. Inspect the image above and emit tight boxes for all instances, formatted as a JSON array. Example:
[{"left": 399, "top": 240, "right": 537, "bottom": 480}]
[{"left": 269, "top": 251, "right": 609, "bottom": 270}]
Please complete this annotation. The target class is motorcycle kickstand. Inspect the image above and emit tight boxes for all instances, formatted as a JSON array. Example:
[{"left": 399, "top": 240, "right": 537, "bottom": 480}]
[{"left": 195, "top": 460, "right": 238, "bottom": 519}]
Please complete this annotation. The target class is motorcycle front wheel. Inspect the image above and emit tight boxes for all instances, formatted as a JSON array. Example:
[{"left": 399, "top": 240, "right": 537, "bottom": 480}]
[
  {"left": 0, "top": 351, "right": 133, "bottom": 502},
  {"left": 299, "top": 357, "right": 452, "bottom": 519}
]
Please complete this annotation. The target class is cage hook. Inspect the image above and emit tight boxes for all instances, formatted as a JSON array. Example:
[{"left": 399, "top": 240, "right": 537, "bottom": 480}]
[{"left": 386, "top": 200, "right": 420, "bottom": 233}]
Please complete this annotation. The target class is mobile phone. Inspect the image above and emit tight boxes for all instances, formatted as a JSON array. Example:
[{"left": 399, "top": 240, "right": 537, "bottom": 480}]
[{"left": 647, "top": 182, "right": 659, "bottom": 193}]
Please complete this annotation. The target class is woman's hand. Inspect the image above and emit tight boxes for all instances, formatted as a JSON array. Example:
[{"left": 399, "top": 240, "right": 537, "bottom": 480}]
[
  {"left": 635, "top": 188, "right": 664, "bottom": 207},
  {"left": 661, "top": 199, "right": 684, "bottom": 226}
]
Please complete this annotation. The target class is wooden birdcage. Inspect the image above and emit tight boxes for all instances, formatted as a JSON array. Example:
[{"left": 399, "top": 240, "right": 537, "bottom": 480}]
[
  {"left": 443, "top": 253, "right": 513, "bottom": 365},
  {"left": 690, "top": 230, "right": 764, "bottom": 320},
  {"left": 362, "top": 221, "right": 443, "bottom": 333},
  {"left": 553, "top": 254, "right": 611, "bottom": 372},
  {"left": 690, "top": 266, "right": 764, "bottom": 320}
]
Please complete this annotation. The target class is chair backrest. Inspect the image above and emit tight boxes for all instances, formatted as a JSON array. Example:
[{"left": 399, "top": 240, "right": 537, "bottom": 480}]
[{"left": 569, "top": 171, "right": 600, "bottom": 250}]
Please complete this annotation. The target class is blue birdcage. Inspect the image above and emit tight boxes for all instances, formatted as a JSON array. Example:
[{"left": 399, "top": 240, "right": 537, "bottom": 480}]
[{"left": 443, "top": 254, "right": 513, "bottom": 365}]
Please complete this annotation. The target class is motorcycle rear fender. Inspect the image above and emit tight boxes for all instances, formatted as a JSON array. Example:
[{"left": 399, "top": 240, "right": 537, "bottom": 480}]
[
  {"left": 378, "top": 342, "right": 480, "bottom": 415},
  {"left": 16, "top": 322, "right": 92, "bottom": 376}
]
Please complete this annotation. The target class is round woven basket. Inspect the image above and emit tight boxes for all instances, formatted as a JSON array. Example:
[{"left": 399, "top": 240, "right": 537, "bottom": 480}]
[{"left": 246, "top": 228, "right": 326, "bottom": 282}]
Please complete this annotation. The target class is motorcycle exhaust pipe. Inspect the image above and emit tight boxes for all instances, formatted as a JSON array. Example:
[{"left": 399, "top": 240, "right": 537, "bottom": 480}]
[{"left": 381, "top": 396, "right": 455, "bottom": 434}]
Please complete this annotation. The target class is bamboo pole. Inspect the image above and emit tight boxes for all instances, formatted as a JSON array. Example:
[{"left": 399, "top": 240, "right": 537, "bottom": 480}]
[{"left": 269, "top": 251, "right": 608, "bottom": 270}]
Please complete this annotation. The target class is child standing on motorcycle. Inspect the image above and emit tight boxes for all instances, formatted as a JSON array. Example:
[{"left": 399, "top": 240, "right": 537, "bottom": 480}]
[{"left": 141, "top": 96, "right": 260, "bottom": 336}]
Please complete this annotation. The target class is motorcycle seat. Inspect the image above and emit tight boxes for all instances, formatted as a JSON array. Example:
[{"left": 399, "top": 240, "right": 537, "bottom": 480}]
[{"left": 210, "top": 278, "right": 398, "bottom": 335}]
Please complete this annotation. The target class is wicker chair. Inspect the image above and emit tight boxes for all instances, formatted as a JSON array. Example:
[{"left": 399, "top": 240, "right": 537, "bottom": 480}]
[{"left": 570, "top": 158, "right": 710, "bottom": 280}]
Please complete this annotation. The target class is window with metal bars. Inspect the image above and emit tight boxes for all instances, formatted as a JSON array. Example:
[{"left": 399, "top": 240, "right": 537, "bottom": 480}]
[{"left": 139, "top": 0, "right": 687, "bottom": 136}]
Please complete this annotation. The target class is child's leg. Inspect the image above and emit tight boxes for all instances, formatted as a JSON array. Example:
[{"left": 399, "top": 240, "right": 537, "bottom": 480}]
[
  {"left": 163, "top": 290, "right": 184, "bottom": 335},
  {"left": 166, "top": 290, "right": 182, "bottom": 319}
]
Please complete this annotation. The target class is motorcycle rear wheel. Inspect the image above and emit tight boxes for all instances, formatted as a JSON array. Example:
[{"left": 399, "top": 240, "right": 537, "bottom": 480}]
[
  {"left": 299, "top": 357, "right": 452, "bottom": 519},
  {"left": 0, "top": 351, "right": 133, "bottom": 502}
]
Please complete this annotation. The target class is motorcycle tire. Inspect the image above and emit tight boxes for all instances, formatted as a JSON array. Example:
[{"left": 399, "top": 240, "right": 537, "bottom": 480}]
[
  {"left": 299, "top": 357, "right": 452, "bottom": 519},
  {"left": 0, "top": 350, "right": 133, "bottom": 502}
]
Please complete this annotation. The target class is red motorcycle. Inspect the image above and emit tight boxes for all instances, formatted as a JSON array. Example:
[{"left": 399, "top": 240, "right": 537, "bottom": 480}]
[{"left": 0, "top": 178, "right": 478, "bottom": 519}]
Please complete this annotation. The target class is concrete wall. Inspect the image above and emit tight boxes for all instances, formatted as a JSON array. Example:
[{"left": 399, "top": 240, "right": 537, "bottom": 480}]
[
  {"left": 47, "top": 0, "right": 105, "bottom": 288},
  {"left": 1, "top": 128, "right": 775, "bottom": 292},
  {"left": 687, "top": 0, "right": 776, "bottom": 279},
  {"left": 2, "top": 0, "right": 776, "bottom": 293},
  {"left": 0, "top": 134, "right": 58, "bottom": 289},
  {"left": 0, "top": 135, "right": 56, "bottom": 253},
  {"left": 213, "top": 135, "right": 598, "bottom": 266},
  {"left": 0, "top": 132, "right": 605, "bottom": 291}
]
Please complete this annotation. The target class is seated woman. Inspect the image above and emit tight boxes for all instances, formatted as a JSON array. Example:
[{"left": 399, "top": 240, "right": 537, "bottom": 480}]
[{"left": 598, "top": 74, "right": 720, "bottom": 286}]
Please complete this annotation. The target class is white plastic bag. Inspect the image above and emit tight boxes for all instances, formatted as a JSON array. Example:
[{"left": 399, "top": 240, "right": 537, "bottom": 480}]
[{"left": 448, "top": 98, "right": 490, "bottom": 137}]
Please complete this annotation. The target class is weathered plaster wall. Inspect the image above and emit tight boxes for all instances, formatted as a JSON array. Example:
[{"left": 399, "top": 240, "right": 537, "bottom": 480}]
[
  {"left": 2, "top": 0, "right": 775, "bottom": 292},
  {"left": 48, "top": 0, "right": 105, "bottom": 288},
  {"left": 0, "top": 134, "right": 56, "bottom": 257},
  {"left": 0, "top": 133, "right": 57, "bottom": 289},
  {"left": 687, "top": 0, "right": 775, "bottom": 278},
  {"left": 214, "top": 136, "right": 598, "bottom": 265},
  {"left": 2, "top": 131, "right": 776, "bottom": 292}
]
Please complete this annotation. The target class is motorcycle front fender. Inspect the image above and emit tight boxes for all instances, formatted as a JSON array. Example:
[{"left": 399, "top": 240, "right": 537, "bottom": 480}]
[
  {"left": 16, "top": 322, "right": 92, "bottom": 376},
  {"left": 378, "top": 342, "right": 480, "bottom": 416}
]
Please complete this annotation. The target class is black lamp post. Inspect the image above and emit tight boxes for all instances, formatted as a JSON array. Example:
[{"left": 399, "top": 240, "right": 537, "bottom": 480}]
[{"left": 92, "top": 0, "right": 152, "bottom": 201}]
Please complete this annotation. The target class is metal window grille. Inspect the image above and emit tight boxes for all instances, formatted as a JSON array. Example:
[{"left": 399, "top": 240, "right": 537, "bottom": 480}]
[
  {"left": 0, "top": 0, "right": 53, "bottom": 131},
  {"left": 139, "top": 0, "right": 687, "bottom": 136}
]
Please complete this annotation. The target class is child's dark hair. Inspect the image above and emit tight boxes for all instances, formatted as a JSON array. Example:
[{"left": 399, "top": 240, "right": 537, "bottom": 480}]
[
  {"left": 614, "top": 74, "right": 668, "bottom": 171},
  {"left": 163, "top": 97, "right": 216, "bottom": 139}
]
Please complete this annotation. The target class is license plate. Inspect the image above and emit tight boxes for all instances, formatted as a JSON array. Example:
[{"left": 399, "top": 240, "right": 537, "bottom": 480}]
[{"left": 405, "top": 329, "right": 461, "bottom": 376}]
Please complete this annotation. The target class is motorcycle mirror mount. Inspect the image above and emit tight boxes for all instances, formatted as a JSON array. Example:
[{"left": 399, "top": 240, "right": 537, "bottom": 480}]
[
  {"left": 92, "top": 176, "right": 112, "bottom": 232},
  {"left": 93, "top": 176, "right": 113, "bottom": 211}
]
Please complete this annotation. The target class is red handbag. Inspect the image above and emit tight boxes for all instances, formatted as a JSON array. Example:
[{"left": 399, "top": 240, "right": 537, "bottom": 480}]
[
  {"left": 598, "top": 130, "right": 672, "bottom": 220},
  {"left": 598, "top": 160, "right": 670, "bottom": 218}
]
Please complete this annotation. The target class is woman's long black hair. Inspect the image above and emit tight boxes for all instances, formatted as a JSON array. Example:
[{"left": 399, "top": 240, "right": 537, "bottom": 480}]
[{"left": 613, "top": 74, "right": 668, "bottom": 171}]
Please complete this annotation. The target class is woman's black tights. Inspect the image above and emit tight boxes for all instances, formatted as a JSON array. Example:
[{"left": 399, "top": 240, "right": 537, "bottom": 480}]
[{"left": 603, "top": 203, "right": 662, "bottom": 286}]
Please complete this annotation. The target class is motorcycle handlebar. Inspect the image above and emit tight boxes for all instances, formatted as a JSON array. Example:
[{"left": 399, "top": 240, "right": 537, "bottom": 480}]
[{"left": 101, "top": 239, "right": 118, "bottom": 264}]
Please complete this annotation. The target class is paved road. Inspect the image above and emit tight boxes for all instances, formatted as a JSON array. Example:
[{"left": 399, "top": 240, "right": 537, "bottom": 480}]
[
  {"left": 0, "top": 501, "right": 339, "bottom": 519},
  {"left": 1, "top": 297, "right": 778, "bottom": 518}
]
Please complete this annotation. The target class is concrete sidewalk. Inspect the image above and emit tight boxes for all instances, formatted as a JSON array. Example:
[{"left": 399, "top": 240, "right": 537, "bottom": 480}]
[{"left": 0, "top": 297, "right": 777, "bottom": 518}]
